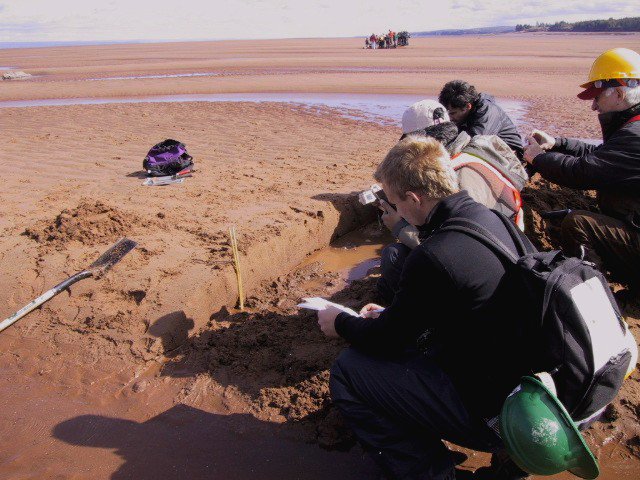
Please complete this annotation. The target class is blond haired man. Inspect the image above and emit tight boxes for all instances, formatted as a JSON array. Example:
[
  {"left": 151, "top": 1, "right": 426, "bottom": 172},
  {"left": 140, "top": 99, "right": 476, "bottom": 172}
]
[
  {"left": 318, "top": 137, "right": 532, "bottom": 480},
  {"left": 378, "top": 100, "right": 528, "bottom": 302}
]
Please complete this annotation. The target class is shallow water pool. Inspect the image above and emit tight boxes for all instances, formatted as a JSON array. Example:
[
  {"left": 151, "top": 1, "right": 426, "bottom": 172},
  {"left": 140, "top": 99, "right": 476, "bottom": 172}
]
[
  {"left": 0, "top": 92, "right": 529, "bottom": 129},
  {"left": 86, "top": 72, "right": 223, "bottom": 81}
]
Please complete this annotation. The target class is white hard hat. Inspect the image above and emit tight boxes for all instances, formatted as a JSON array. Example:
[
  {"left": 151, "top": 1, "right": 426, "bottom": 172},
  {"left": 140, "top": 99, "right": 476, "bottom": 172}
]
[{"left": 402, "top": 99, "right": 450, "bottom": 134}]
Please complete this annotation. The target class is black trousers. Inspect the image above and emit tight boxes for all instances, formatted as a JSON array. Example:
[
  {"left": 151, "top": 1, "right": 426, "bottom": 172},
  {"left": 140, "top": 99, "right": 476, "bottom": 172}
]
[{"left": 330, "top": 348, "right": 502, "bottom": 480}]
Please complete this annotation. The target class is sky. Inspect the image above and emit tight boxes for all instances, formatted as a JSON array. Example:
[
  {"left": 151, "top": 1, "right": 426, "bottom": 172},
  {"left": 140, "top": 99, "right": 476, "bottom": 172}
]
[{"left": 0, "top": 0, "right": 638, "bottom": 42}]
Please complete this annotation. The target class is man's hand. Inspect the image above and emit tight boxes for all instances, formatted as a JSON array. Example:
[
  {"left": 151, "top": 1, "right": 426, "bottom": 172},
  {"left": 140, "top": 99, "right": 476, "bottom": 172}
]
[
  {"left": 379, "top": 199, "right": 402, "bottom": 231},
  {"left": 359, "top": 303, "right": 384, "bottom": 319},
  {"left": 530, "top": 129, "right": 556, "bottom": 150},
  {"left": 317, "top": 305, "right": 342, "bottom": 338},
  {"left": 524, "top": 136, "right": 545, "bottom": 164}
]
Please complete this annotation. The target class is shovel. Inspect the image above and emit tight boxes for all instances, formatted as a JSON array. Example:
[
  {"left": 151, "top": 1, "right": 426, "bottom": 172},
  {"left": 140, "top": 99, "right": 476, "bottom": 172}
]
[{"left": 0, "top": 238, "right": 137, "bottom": 333}]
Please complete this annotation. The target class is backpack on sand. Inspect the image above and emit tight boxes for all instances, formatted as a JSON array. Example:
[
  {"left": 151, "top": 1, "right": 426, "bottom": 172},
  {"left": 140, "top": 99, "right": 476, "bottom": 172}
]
[
  {"left": 440, "top": 212, "right": 637, "bottom": 423},
  {"left": 143, "top": 139, "right": 194, "bottom": 177}
]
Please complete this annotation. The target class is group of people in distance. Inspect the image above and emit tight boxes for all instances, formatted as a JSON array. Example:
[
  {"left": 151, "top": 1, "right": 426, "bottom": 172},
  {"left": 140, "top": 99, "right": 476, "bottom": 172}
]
[
  {"left": 366, "top": 30, "right": 398, "bottom": 49},
  {"left": 316, "top": 47, "right": 640, "bottom": 479}
]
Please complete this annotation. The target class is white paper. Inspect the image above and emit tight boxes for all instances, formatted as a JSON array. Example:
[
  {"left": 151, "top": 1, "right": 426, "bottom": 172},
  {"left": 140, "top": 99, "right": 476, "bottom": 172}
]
[
  {"left": 297, "top": 297, "right": 359, "bottom": 317},
  {"left": 143, "top": 176, "right": 185, "bottom": 186}
]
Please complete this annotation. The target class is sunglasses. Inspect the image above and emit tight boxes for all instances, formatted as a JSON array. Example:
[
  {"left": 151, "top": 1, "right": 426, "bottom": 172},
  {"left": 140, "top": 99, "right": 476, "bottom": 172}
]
[{"left": 593, "top": 78, "right": 639, "bottom": 88}]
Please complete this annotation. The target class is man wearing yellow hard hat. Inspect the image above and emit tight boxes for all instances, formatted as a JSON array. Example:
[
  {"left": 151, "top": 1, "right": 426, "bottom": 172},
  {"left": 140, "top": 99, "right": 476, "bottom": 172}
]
[{"left": 524, "top": 48, "right": 640, "bottom": 286}]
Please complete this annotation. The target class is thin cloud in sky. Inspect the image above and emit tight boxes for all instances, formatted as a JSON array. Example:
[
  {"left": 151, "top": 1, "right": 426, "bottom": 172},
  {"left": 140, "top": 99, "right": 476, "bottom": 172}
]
[
  {"left": 450, "top": 0, "right": 637, "bottom": 25},
  {"left": 0, "top": 21, "right": 44, "bottom": 35},
  {"left": 0, "top": 0, "right": 637, "bottom": 42}
]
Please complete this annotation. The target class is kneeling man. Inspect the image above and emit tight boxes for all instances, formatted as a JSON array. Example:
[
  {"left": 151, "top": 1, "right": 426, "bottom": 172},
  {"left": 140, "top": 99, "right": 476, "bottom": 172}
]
[
  {"left": 318, "top": 136, "right": 532, "bottom": 480},
  {"left": 524, "top": 48, "right": 640, "bottom": 286}
]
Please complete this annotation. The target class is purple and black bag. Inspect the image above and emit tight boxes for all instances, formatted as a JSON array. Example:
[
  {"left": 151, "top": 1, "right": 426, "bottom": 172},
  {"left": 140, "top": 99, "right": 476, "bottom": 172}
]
[{"left": 143, "top": 139, "right": 194, "bottom": 177}]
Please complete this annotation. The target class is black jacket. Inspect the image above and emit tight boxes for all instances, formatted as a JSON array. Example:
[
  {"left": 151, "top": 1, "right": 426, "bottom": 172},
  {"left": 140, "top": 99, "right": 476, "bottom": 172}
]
[
  {"left": 335, "top": 192, "right": 532, "bottom": 418},
  {"left": 533, "top": 104, "right": 640, "bottom": 229},
  {"left": 459, "top": 93, "right": 524, "bottom": 157}
]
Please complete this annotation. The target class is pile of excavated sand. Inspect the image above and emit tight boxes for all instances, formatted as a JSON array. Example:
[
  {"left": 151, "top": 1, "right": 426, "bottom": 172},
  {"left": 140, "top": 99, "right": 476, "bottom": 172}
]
[{"left": 23, "top": 199, "right": 157, "bottom": 249}]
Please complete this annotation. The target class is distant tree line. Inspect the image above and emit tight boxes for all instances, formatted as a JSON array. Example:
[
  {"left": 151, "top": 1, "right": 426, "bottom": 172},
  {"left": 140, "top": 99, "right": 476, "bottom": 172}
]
[{"left": 516, "top": 17, "right": 640, "bottom": 33}]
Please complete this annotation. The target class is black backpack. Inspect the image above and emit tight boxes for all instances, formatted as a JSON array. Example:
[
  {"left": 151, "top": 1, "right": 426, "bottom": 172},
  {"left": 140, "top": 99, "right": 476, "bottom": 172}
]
[{"left": 440, "top": 213, "right": 637, "bottom": 422}]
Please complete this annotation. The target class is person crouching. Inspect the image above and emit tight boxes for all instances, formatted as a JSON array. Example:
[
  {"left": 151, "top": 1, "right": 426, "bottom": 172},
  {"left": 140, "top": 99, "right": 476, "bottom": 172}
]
[{"left": 318, "top": 136, "right": 532, "bottom": 480}]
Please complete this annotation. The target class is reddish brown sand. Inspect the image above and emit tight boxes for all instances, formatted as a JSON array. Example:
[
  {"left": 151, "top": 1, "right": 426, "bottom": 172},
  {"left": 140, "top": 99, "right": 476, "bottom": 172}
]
[{"left": 1, "top": 34, "right": 640, "bottom": 479}]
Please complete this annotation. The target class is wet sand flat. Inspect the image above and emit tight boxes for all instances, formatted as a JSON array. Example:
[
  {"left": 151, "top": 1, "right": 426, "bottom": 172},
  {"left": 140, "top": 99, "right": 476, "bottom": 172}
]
[
  {"left": 1, "top": 34, "right": 640, "bottom": 479},
  {"left": 2, "top": 34, "right": 640, "bottom": 100}
]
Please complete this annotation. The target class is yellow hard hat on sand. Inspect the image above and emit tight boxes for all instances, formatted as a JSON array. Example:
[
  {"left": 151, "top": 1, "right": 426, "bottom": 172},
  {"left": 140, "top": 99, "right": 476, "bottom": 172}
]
[{"left": 578, "top": 48, "right": 640, "bottom": 100}]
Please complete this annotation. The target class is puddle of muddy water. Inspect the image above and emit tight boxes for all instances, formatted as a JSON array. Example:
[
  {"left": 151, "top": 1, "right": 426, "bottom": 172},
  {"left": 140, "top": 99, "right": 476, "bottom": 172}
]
[
  {"left": 298, "top": 224, "right": 392, "bottom": 284},
  {"left": 0, "top": 92, "right": 528, "bottom": 130},
  {"left": 84, "top": 67, "right": 411, "bottom": 81}
]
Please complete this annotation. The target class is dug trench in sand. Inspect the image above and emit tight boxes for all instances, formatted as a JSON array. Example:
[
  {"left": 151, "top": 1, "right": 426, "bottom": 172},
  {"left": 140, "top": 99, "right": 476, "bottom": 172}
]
[{"left": 0, "top": 35, "right": 639, "bottom": 479}]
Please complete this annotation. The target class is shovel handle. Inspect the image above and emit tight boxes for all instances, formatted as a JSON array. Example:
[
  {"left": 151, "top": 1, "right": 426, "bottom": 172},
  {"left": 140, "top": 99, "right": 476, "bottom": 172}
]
[
  {"left": 0, "top": 288, "right": 58, "bottom": 333},
  {"left": 0, "top": 270, "right": 92, "bottom": 333}
]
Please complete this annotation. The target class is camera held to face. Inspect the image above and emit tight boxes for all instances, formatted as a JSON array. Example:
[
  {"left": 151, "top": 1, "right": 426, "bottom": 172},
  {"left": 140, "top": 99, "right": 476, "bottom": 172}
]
[{"left": 358, "top": 184, "right": 389, "bottom": 206}]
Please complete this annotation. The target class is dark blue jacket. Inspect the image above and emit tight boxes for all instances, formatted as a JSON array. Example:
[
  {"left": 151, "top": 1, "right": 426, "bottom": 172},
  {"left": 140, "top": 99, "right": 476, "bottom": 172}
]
[{"left": 459, "top": 93, "right": 524, "bottom": 157}]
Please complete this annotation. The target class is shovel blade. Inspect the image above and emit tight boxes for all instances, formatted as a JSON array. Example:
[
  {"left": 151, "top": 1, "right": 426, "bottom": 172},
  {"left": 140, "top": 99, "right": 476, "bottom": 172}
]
[{"left": 88, "top": 238, "right": 137, "bottom": 273}]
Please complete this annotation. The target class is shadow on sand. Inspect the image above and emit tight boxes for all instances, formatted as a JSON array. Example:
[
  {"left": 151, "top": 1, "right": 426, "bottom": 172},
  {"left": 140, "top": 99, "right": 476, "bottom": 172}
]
[
  {"left": 312, "top": 192, "right": 378, "bottom": 240},
  {"left": 53, "top": 404, "right": 377, "bottom": 480}
]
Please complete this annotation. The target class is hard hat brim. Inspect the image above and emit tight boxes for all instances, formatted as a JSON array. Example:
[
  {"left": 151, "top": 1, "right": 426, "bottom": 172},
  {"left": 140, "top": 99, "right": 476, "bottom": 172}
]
[
  {"left": 523, "top": 377, "right": 600, "bottom": 480},
  {"left": 577, "top": 85, "right": 604, "bottom": 100}
]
